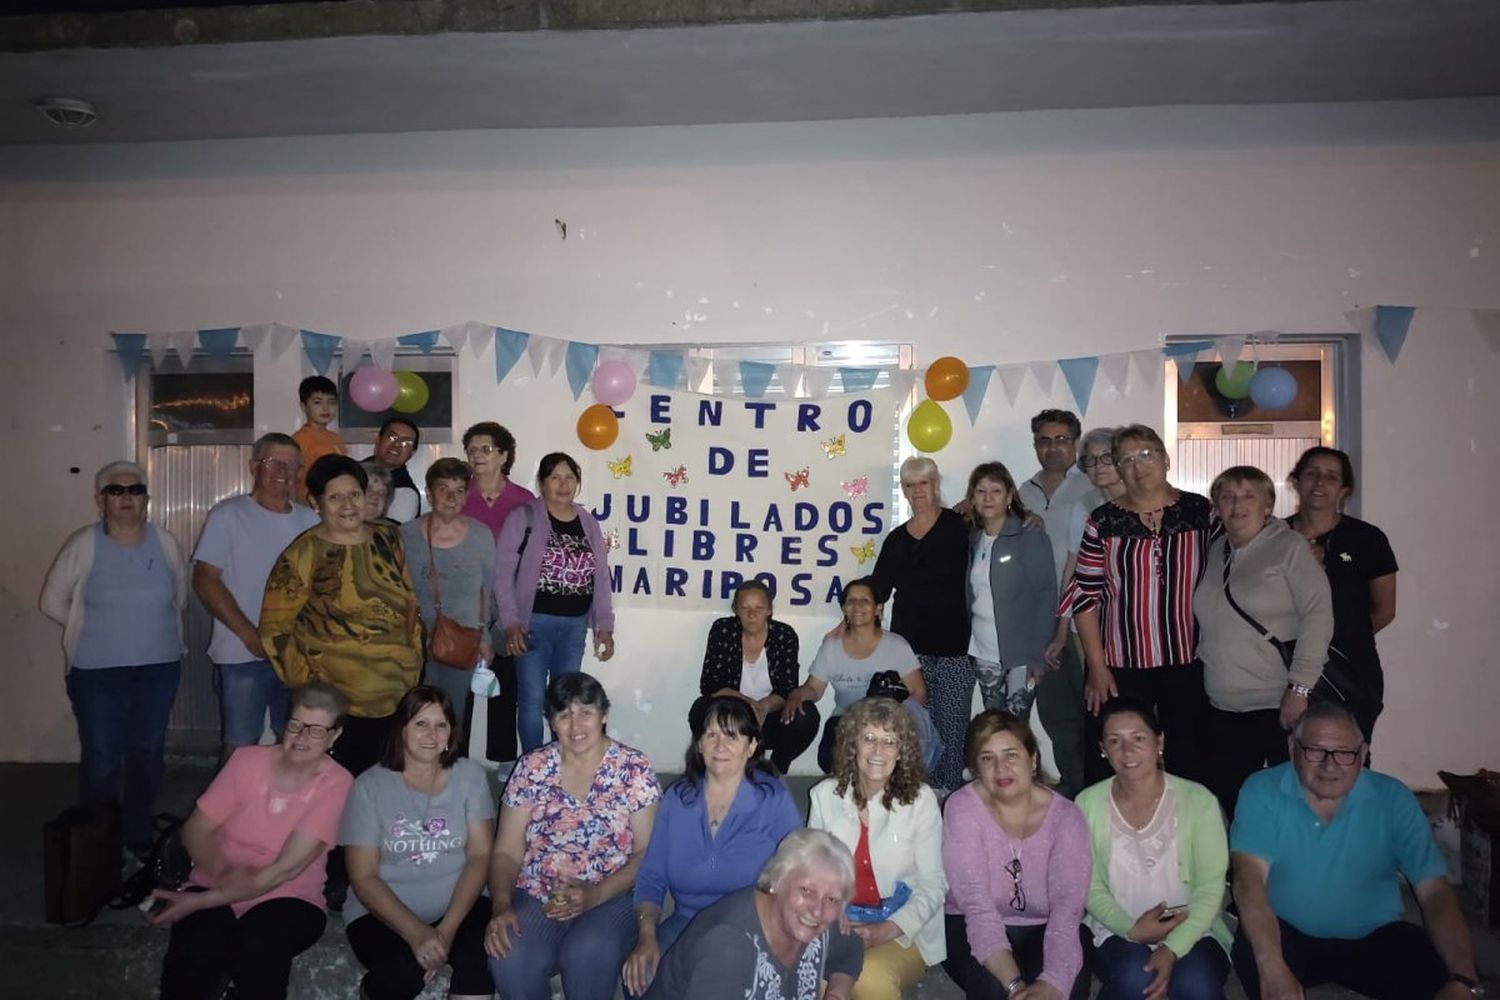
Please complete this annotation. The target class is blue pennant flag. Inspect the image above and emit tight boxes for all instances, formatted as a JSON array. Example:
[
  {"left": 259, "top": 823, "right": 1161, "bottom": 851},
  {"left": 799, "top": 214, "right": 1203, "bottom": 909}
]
[
  {"left": 1058, "top": 356, "right": 1101, "bottom": 415},
  {"left": 1373, "top": 305, "right": 1415, "bottom": 364},
  {"left": 648, "top": 350, "right": 685, "bottom": 388},
  {"left": 398, "top": 330, "right": 441, "bottom": 354},
  {"left": 565, "top": 341, "right": 600, "bottom": 400},
  {"left": 197, "top": 327, "right": 240, "bottom": 360},
  {"left": 839, "top": 367, "right": 881, "bottom": 393},
  {"left": 961, "top": 365, "right": 995, "bottom": 425},
  {"left": 1163, "top": 339, "right": 1214, "bottom": 382},
  {"left": 739, "top": 361, "right": 776, "bottom": 399},
  {"left": 494, "top": 328, "right": 529, "bottom": 382},
  {"left": 300, "top": 330, "right": 341, "bottom": 377},
  {"left": 110, "top": 332, "right": 148, "bottom": 380}
]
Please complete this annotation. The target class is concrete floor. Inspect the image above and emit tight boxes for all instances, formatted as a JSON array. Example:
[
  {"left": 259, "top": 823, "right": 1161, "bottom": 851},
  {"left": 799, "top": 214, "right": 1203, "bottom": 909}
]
[{"left": 5, "top": 760, "right": 1494, "bottom": 999}]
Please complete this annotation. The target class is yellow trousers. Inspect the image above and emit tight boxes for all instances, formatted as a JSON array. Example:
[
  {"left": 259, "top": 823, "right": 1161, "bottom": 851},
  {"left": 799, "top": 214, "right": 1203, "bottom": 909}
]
[{"left": 850, "top": 940, "right": 928, "bottom": 1000}]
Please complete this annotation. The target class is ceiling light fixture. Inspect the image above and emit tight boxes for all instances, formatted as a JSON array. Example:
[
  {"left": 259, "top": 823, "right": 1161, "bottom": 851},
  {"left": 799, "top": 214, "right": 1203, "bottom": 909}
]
[{"left": 35, "top": 97, "right": 99, "bottom": 129}]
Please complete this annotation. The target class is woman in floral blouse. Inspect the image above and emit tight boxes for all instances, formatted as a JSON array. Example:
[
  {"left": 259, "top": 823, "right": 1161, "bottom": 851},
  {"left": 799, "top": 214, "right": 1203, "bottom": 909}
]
[{"left": 484, "top": 673, "right": 660, "bottom": 1000}]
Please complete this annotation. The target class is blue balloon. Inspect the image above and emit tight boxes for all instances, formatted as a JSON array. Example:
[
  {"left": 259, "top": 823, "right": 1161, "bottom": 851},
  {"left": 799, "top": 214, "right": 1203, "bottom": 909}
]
[{"left": 1250, "top": 366, "right": 1297, "bottom": 409}]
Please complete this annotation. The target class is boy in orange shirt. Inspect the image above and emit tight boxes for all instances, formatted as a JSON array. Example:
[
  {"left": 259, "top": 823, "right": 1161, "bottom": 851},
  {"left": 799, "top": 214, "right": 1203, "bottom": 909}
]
[{"left": 291, "top": 375, "right": 346, "bottom": 501}]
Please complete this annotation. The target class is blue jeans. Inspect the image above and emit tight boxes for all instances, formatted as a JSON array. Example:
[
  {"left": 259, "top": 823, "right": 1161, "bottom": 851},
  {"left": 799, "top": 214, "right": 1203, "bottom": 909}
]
[
  {"left": 1094, "top": 935, "right": 1229, "bottom": 1000},
  {"left": 65, "top": 661, "right": 180, "bottom": 848},
  {"left": 514, "top": 613, "right": 589, "bottom": 752},
  {"left": 214, "top": 660, "right": 291, "bottom": 746},
  {"left": 488, "top": 889, "right": 636, "bottom": 1000}
]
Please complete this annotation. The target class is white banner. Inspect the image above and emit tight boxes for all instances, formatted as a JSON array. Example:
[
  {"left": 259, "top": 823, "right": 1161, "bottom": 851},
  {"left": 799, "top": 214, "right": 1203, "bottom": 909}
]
[{"left": 583, "top": 389, "right": 901, "bottom": 611}]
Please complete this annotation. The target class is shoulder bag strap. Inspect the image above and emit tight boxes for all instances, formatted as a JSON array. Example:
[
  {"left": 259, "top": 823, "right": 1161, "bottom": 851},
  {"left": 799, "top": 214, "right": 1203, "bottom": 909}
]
[
  {"left": 424, "top": 515, "right": 443, "bottom": 612},
  {"left": 1220, "top": 538, "right": 1278, "bottom": 641}
]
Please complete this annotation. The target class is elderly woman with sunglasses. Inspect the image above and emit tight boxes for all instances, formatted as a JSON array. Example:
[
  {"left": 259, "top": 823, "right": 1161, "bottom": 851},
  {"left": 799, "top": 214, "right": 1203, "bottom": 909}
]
[
  {"left": 41, "top": 460, "right": 189, "bottom": 861},
  {"left": 943, "top": 711, "right": 1091, "bottom": 1000}
]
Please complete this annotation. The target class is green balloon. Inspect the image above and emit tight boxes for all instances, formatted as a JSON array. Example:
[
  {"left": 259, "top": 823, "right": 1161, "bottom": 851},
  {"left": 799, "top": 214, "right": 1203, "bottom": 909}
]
[
  {"left": 391, "top": 371, "right": 430, "bottom": 413},
  {"left": 1214, "top": 361, "right": 1256, "bottom": 399}
]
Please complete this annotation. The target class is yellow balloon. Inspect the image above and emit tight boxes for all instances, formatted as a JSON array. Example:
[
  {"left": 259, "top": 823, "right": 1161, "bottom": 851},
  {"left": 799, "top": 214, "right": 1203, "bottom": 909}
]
[
  {"left": 577, "top": 404, "right": 620, "bottom": 450},
  {"left": 906, "top": 399, "right": 953, "bottom": 453},
  {"left": 391, "top": 371, "right": 430, "bottom": 414},
  {"left": 924, "top": 357, "right": 969, "bottom": 402}
]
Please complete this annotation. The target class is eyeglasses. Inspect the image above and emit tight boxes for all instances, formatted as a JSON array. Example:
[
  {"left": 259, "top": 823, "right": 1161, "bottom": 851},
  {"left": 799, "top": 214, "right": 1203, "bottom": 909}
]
[
  {"left": 285, "top": 718, "right": 334, "bottom": 740},
  {"left": 1003, "top": 856, "right": 1026, "bottom": 911},
  {"left": 1079, "top": 454, "right": 1116, "bottom": 470},
  {"left": 1297, "top": 469, "right": 1344, "bottom": 484},
  {"left": 1115, "top": 448, "right": 1164, "bottom": 469},
  {"left": 101, "top": 484, "right": 148, "bottom": 497},
  {"left": 1295, "top": 740, "right": 1361, "bottom": 766},
  {"left": 256, "top": 458, "right": 301, "bottom": 473},
  {"left": 466, "top": 444, "right": 499, "bottom": 456},
  {"left": 860, "top": 733, "right": 900, "bottom": 750},
  {"left": 382, "top": 432, "right": 418, "bottom": 450},
  {"left": 1033, "top": 434, "right": 1076, "bottom": 448}
]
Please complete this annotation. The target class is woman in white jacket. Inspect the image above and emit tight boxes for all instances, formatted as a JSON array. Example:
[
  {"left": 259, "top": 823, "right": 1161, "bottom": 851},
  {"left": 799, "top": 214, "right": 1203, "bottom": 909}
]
[
  {"left": 40, "top": 461, "right": 187, "bottom": 858},
  {"left": 809, "top": 696, "right": 947, "bottom": 1000}
]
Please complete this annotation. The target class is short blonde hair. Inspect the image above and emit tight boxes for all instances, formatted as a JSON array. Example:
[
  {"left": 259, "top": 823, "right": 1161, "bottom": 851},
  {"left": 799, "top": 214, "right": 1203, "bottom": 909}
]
[
  {"left": 899, "top": 456, "right": 943, "bottom": 506},
  {"left": 755, "top": 828, "right": 855, "bottom": 903},
  {"left": 1210, "top": 465, "right": 1276, "bottom": 507},
  {"left": 1111, "top": 423, "right": 1166, "bottom": 457}
]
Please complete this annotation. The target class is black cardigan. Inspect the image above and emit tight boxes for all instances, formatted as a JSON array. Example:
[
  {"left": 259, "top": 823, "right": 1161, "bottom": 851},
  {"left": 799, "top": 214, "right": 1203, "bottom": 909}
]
[
  {"left": 698, "top": 617, "right": 802, "bottom": 698},
  {"left": 869, "top": 506, "right": 972, "bottom": 657}
]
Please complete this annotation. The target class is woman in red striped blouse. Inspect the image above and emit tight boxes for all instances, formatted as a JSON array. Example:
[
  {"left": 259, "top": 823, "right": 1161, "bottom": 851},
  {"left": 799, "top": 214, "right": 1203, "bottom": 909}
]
[{"left": 1061, "top": 424, "right": 1214, "bottom": 784}]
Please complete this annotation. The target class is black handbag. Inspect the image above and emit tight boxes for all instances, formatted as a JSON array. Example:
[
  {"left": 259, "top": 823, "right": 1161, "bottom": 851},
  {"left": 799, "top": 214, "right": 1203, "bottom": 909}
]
[{"left": 1220, "top": 540, "right": 1361, "bottom": 710}]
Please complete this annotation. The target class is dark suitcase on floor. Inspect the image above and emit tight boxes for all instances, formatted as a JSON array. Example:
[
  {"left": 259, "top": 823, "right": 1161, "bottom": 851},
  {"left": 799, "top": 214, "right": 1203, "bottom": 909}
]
[{"left": 43, "top": 803, "right": 121, "bottom": 926}]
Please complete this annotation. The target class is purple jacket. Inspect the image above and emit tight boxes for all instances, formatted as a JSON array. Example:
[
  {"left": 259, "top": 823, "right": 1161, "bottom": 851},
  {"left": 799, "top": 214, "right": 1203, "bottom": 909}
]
[{"left": 494, "top": 497, "right": 615, "bottom": 633}]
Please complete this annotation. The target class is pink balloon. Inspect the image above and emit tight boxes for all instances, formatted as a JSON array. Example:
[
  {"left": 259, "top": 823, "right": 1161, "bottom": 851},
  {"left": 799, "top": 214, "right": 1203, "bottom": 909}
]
[
  {"left": 349, "top": 366, "right": 398, "bottom": 412},
  {"left": 592, "top": 360, "right": 637, "bottom": 407}
]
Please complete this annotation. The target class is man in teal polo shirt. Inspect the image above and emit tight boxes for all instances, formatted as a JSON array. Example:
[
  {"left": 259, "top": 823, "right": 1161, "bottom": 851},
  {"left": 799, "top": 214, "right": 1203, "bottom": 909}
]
[{"left": 1229, "top": 702, "right": 1482, "bottom": 999}]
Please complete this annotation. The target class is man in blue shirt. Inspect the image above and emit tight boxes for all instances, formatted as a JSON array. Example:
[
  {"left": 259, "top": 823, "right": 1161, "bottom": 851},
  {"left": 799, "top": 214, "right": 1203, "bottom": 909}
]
[{"left": 1230, "top": 702, "right": 1482, "bottom": 999}]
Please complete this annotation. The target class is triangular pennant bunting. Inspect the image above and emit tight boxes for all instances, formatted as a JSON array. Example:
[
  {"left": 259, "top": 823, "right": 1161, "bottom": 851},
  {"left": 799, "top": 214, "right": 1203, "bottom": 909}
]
[
  {"left": 739, "top": 361, "right": 776, "bottom": 399},
  {"left": 1130, "top": 350, "right": 1162, "bottom": 391},
  {"left": 440, "top": 323, "right": 470, "bottom": 356},
  {"left": 239, "top": 323, "right": 271, "bottom": 356},
  {"left": 197, "top": 327, "right": 239, "bottom": 360},
  {"left": 368, "top": 340, "right": 398, "bottom": 371},
  {"left": 839, "top": 367, "right": 881, "bottom": 393},
  {"left": 803, "top": 367, "right": 836, "bottom": 398},
  {"left": 1057, "top": 356, "right": 1101, "bottom": 415},
  {"left": 1164, "top": 339, "right": 1214, "bottom": 383},
  {"left": 886, "top": 370, "right": 917, "bottom": 400},
  {"left": 110, "top": 332, "right": 147, "bottom": 380},
  {"left": 300, "top": 330, "right": 341, "bottom": 377},
  {"left": 686, "top": 356, "right": 714, "bottom": 392},
  {"left": 1028, "top": 361, "right": 1056, "bottom": 397},
  {"left": 166, "top": 331, "right": 197, "bottom": 366},
  {"left": 648, "top": 350, "right": 684, "bottom": 389},
  {"left": 565, "top": 341, "right": 600, "bottom": 400},
  {"left": 1216, "top": 336, "right": 1246, "bottom": 368},
  {"left": 398, "top": 330, "right": 440, "bottom": 354},
  {"left": 269, "top": 324, "right": 299, "bottom": 360},
  {"left": 494, "top": 328, "right": 529, "bottom": 382},
  {"left": 961, "top": 365, "right": 994, "bottom": 425},
  {"left": 545, "top": 338, "right": 567, "bottom": 377},
  {"left": 1098, "top": 354, "right": 1132, "bottom": 395},
  {"left": 1372, "top": 305, "right": 1415, "bottom": 364},
  {"left": 525, "top": 332, "right": 551, "bottom": 375},
  {"left": 146, "top": 333, "right": 172, "bottom": 369},
  {"left": 997, "top": 366, "right": 1027, "bottom": 407}
]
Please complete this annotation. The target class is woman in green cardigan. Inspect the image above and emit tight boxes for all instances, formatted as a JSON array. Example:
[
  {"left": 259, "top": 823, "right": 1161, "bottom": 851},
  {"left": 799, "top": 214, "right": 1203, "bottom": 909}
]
[{"left": 1076, "top": 697, "right": 1232, "bottom": 1000}]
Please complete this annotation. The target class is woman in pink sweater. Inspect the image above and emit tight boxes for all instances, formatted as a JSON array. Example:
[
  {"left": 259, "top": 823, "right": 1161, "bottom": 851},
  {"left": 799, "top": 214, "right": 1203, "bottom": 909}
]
[{"left": 942, "top": 710, "right": 1092, "bottom": 1000}]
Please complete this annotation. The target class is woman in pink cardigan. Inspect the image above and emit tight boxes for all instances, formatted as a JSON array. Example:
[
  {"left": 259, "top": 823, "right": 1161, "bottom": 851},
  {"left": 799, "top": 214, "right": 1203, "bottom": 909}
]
[
  {"left": 495, "top": 452, "right": 616, "bottom": 752},
  {"left": 942, "top": 710, "right": 1092, "bottom": 1000}
]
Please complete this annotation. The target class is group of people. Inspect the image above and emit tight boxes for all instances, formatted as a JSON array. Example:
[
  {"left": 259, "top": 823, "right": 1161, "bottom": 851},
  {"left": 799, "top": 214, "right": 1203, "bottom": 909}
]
[{"left": 40, "top": 374, "right": 1482, "bottom": 999}]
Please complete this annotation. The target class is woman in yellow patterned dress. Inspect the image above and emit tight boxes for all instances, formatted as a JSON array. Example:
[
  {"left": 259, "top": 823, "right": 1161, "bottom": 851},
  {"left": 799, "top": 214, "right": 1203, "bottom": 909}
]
[{"left": 261, "top": 454, "right": 423, "bottom": 781}]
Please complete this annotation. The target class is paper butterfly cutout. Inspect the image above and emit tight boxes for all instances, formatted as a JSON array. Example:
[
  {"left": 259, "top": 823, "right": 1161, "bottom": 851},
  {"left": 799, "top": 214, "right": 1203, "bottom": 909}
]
[
  {"left": 784, "top": 467, "right": 811, "bottom": 492},
  {"left": 607, "top": 455, "right": 633, "bottom": 479},
  {"left": 841, "top": 475, "right": 869, "bottom": 499},
  {"left": 645, "top": 428, "right": 672, "bottom": 451},
  {"left": 603, "top": 529, "right": 620, "bottom": 552},
  {"left": 849, "top": 538, "right": 876, "bottom": 565},
  {"left": 664, "top": 464, "right": 688, "bottom": 488},
  {"left": 821, "top": 434, "right": 846, "bottom": 459}
]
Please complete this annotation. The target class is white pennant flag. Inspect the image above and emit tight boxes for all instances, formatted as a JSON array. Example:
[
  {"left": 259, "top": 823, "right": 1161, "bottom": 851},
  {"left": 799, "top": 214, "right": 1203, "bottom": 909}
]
[
  {"left": 166, "top": 330, "right": 197, "bottom": 366},
  {"left": 997, "top": 366, "right": 1028, "bottom": 407},
  {"left": 1099, "top": 353, "right": 1132, "bottom": 395},
  {"left": 803, "top": 366, "right": 835, "bottom": 398},
  {"left": 268, "top": 323, "right": 299, "bottom": 360},
  {"left": 525, "top": 333, "right": 551, "bottom": 375},
  {"left": 440, "top": 323, "right": 470, "bottom": 356},
  {"left": 545, "top": 338, "right": 567, "bottom": 377},
  {"left": 1343, "top": 307, "right": 1377, "bottom": 340},
  {"left": 1028, "top": 361, "right": 1057, "bottom": 397},
  {"left": 147, "top": 333, "right": 172, "bottom": 369},
  {"left": 775, "top": 364, "right": 802, "bottom": 396},
  {"left": 886, "top": 369, "right": 917, "bottom": 400},
  {"left": 1216, "top": 336, "right": 1246, "bottom": 368},
  {"left": 687, "top": 357, "right": 715, "bottom": 393},
  {"left": 622, "top": 349, "right": 650, "bottom": 375},
  {"left": 1130, "top": 350, "right": 1163, "bottom": 391},
  {"left": 367, "top": 339, "right": 398, "bottom": 371},
  {"left": 239, "top": 323, "right": 272, "bottom": 356}
]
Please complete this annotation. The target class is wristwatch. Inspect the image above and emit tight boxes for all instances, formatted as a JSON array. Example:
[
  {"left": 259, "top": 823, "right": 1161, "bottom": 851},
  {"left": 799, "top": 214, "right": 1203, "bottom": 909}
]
[
  {"left": 1287, "top": 682, "right": 1312, "bottom": 698},
  {"left": 1451, "top": 973, "right": 1486, "bottom": 997}
]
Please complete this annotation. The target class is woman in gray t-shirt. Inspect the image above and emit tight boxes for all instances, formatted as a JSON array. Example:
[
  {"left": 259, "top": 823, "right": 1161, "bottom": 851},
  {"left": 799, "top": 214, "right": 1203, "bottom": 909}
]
[{"left": 341, "top": 687, "right": 496, "bottom": 1000}]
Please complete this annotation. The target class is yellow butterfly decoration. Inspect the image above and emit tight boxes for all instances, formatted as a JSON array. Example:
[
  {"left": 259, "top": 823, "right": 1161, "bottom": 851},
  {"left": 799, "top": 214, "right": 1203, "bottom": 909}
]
[
  {"left": 849, "top": 538, "right": 876, "bottom": 565},
  {"left": 821, "top": 433, "right": 847, "bottom": 459},
  {"left": 607, "top": 455, "right": 633, "bottom": 479}
]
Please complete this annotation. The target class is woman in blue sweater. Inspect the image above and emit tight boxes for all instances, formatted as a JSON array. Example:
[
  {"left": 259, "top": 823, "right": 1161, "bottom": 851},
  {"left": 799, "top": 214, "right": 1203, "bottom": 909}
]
[{"left": 622, "top": 696, "right": 801, "bottom": 996}]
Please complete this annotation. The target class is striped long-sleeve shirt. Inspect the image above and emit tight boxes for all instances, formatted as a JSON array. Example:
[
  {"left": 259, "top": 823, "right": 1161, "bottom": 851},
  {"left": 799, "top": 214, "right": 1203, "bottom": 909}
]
[{"left": 1061, "top": 492, "right": 1214, "bottom": 670}]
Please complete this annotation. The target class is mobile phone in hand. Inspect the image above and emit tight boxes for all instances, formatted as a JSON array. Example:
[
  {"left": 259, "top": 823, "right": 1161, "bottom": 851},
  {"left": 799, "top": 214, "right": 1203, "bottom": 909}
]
[{"left": 1159, "top": 904, "right": 1187, "bottom": 919}]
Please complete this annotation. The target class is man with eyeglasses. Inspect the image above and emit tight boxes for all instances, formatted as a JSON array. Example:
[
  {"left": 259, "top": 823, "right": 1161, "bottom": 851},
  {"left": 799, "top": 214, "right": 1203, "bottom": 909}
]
[
  {"left": 373, "top": 416, "right": 424, "bottom": 523},
  {"left": 192, "top": 433, "right": 319, "bottom": 762},
  {"left": 1230, "top": 701, "right": 1482, "bottom": 999},
  {"left": 1015, "top": 409, "right": 1092, "bottom": 798}
]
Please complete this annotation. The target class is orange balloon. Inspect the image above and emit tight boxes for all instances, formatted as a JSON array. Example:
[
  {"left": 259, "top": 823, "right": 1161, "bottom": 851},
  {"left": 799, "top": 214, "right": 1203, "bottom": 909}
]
[
  {"left": 577, "top": 404, "right": 619, "bottom": 450},
  {"left": 924, "top": 356, "right": 969, "bottom": 402}
]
